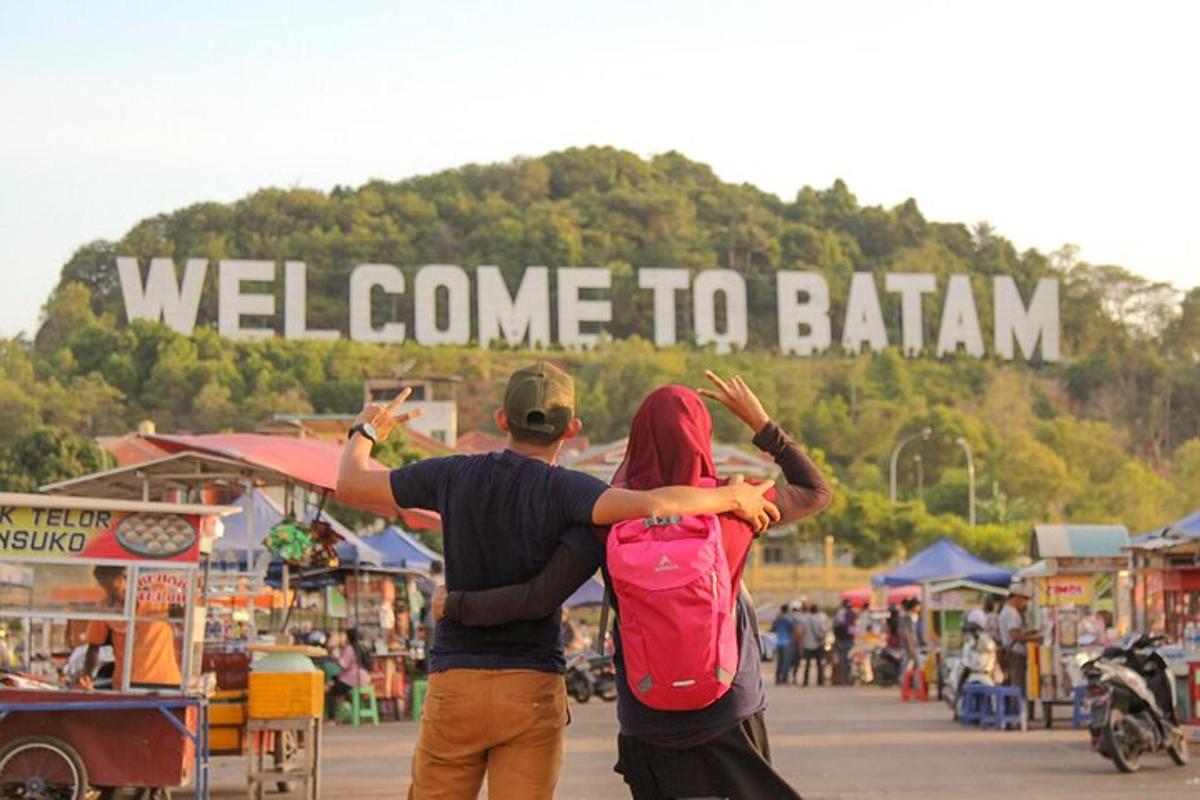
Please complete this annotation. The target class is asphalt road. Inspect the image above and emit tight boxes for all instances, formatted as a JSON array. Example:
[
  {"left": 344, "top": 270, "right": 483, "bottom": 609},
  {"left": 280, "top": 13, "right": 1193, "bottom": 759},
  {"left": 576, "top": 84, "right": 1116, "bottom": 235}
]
[{"left": 211, "top": 682, "right": 1200, "bottom": 799}]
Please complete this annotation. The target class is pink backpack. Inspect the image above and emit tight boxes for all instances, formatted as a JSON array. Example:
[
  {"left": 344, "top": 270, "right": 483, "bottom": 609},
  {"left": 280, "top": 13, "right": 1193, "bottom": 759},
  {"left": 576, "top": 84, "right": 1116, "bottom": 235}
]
[{"left": 603, "top": 513, "right": 739, "bottom": 711}]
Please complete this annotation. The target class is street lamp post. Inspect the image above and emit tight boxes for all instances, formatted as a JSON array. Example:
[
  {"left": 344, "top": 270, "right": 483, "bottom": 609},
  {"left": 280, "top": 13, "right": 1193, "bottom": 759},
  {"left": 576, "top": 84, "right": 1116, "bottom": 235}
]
[
  {"left": 889, "top": 426, "right": 932, "bottom": 503},
  {"left": 913, "top": 454, "right": 924, "bottom": 501},
  {"left": 955, "top": 436, "right": 977, "bottom": 526}
]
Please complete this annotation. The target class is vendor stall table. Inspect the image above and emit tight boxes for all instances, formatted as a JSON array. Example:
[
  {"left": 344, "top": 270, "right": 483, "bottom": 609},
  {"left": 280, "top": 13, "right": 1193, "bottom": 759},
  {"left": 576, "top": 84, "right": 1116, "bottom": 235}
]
[
  {"left": 0, "top": 695, "right": 210, "bottom": 799},
  {"left": 0, "top": 491, "right": 238, "bottom": 799},
  {"left": 1018, "top": 524, "right": 1132, "bottom": 727}
]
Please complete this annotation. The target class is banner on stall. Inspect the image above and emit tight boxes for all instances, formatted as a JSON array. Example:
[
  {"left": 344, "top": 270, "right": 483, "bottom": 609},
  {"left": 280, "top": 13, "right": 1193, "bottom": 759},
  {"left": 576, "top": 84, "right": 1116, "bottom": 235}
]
[
  {"left": 1039, "top": 575, "right": 1095, "bottom": 607},
  {"left": 0, "top": 505, "right": 201, "bottom": 563}
]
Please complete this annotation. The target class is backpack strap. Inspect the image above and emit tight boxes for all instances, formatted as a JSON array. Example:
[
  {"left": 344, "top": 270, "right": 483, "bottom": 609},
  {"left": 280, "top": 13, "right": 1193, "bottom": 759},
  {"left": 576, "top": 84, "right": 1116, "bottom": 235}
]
[{"left": 596, "top": 585, "right": 613, "bottom": 655}]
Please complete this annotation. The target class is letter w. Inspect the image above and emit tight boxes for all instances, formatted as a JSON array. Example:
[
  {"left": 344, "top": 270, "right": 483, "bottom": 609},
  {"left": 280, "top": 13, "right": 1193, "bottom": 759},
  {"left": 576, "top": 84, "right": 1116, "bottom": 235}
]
[{"left": 117, "top": 257, "right": 207, "bottom": 335}]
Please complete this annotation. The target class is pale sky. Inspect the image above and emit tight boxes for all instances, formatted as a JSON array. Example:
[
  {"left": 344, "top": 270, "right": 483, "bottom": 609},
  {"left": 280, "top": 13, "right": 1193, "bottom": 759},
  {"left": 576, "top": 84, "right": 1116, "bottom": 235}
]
[{"left": 1, "top": 0, "right": 1196, "bottom": 338}]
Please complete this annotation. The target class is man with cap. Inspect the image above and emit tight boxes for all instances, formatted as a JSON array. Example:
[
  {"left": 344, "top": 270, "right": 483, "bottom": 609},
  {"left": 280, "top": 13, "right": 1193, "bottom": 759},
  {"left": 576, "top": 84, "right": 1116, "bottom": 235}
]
[
  {"left": 998, "top": 585, "right": 1037, "bottom": 695},
  {"left": 337, "top": 361, "right": 779, "bottom": 800}
]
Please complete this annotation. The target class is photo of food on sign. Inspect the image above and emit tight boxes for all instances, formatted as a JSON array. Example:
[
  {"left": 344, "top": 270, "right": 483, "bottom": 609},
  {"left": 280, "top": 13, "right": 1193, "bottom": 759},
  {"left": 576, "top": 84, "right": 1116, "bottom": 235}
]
[{"left": 0, "top": 504, "right": 201, "bottom": 562}]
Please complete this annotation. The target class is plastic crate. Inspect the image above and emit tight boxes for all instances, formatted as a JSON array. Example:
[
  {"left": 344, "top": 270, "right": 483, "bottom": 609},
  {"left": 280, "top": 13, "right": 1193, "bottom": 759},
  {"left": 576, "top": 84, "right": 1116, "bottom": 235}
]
[{"left": 248, "top": 671, "right": 324, "bottom": 719}]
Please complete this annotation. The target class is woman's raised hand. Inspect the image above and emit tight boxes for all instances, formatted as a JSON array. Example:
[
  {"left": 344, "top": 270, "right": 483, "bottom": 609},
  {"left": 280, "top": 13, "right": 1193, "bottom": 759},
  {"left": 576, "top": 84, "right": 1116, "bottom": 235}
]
[{"left": 698, "top": 370, "right": 770, "bottom": 434}]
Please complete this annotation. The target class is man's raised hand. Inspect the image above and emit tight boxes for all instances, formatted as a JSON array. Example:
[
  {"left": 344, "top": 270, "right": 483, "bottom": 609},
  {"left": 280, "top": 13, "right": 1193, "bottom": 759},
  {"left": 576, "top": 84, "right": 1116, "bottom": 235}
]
[
  {"left": 729, "top": 478, "right": 780, "bottom": 533},
  {"left": 354, "top": 387, "right": 425, "bottom": 443}
]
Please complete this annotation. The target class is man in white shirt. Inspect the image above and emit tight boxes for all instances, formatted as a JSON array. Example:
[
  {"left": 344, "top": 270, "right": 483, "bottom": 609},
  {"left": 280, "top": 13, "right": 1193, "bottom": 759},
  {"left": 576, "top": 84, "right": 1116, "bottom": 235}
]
[{"left": 998, "top": 586, "right": 1035, "bottom": 694}]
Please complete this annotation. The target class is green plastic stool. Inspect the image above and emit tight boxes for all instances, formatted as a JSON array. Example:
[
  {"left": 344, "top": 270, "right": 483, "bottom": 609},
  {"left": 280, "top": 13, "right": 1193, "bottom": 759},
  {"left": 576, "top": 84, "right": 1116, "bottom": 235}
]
[
  {"left": 351, "top": 683, "right": 380, "bottom": 726},
  {"left": 410, "top": 679, "right": 428, "bottom": 721}
]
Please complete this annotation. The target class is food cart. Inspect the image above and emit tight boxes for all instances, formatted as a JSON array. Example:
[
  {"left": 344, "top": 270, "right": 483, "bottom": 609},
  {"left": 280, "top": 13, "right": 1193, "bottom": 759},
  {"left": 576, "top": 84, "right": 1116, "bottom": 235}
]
[
  {"left": 1018, "top": 524, "right": 1132, "bottom": 727},
  {"left": 923, "top": 579, "right": 1009, "bottom": 653},
  {"left": 0, "top": 491, "right": 238, "bottom": 799}
]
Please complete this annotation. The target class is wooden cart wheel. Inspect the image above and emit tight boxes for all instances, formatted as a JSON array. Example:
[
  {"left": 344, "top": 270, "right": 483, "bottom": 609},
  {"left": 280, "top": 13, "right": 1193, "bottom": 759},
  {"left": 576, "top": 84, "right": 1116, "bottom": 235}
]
[{"left": 0, "top": 734, "right": 89, "bottom": 800}]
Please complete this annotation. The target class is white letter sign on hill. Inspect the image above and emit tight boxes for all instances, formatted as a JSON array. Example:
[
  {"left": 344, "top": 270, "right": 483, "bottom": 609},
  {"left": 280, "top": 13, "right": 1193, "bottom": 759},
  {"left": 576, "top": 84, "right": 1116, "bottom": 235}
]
[
  {"left": 638, "top": 268, "right": 690, "bottom": 346},
  {"left": 936, "top": 274, "right": 984, "bottom": 357},
  {"left": 777, "top": 272, "right": 831, "bottom": 356},
  {"left": 994, "top": 276, "right": 1061, "bottom": 361},
  {"left": 557, "top": 268, "right": 611, "bottom": 348},
  {"left": 841, "top": 272, "right": 888, "bottom": 353},
  {"left": 117, "top": 257, "right": 207, "bottom": 334},
  {"left": 284, "top": 262, "right": 338, "bottom": 341},
  {"left": 218, "top": 260, "right": 276, "bottom": 341},
  {"left": 414, "top": 265, "right": 471, "bottom": 345},
  {"left": 885, "top": 272, "right": 937, "bottom": 356},
  {"left": 108, "top": 258, "right": 1063, "bottom": 361},
  {"left": 477, "top": 266, "right": 551, "bottom": 347},
  {"left": 349, "top": 264, "right": 406, "bottom": 343},
  {"left": 693, "top": 269, "right": 747, "bottom": 353}
]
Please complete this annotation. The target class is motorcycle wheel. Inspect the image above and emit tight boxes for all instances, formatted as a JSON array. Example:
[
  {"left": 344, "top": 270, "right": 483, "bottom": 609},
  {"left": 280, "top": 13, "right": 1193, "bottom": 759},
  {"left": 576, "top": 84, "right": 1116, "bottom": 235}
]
[
  {"left": 569, "top": 677, "right": 591, "bottom": 703},
  {"left": 1103, "top": 710, "right": 1142, "bottom": 773},
  {"left": 1168, "top": 734, "right": 1189, "bottom": 766}
]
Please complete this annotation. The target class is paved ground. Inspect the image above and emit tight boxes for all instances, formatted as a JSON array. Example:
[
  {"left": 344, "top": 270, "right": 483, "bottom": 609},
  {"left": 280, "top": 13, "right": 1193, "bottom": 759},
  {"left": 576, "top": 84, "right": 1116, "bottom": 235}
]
[{"left": 212, "top": 683, "right": 1200, "bottom": 798}]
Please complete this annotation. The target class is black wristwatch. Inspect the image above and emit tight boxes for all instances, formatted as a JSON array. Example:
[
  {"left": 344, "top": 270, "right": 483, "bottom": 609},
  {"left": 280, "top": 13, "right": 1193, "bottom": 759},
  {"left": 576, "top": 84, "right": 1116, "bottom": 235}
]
[{"left": 348, "top": 421, "right": 378, "bottom": 445}]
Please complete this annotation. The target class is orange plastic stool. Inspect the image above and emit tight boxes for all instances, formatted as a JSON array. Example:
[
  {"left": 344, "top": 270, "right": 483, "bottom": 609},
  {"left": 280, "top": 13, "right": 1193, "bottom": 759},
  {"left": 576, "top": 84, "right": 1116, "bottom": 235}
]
[{"left": 900, "top": 668, "right": 928, "bottom": 701}]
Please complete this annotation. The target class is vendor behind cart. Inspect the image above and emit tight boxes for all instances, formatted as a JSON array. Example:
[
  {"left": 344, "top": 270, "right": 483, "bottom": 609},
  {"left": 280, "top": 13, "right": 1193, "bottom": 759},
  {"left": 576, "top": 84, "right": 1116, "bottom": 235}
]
[
  {"left": 998, "top": 585, "right": 1039, "bottom": 692},
  {"left": 78, "top": 565, "right": 181, "bottom": 690}
]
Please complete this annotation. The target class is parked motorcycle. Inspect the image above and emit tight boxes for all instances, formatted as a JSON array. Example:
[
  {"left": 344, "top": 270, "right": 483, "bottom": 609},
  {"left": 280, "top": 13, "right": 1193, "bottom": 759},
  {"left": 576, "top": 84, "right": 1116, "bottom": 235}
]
[
  {"left": 871, "top": 647, "right": 904, "bottom": 688},
  {"left": 1084, "top": 633, "right": 1188, "bottom": 773},
  {"left": 565, "top": 651, "right": 617, "bottom": 703},
  {"left": 943, "top": 622, "right": 998, "bottom": 720}
]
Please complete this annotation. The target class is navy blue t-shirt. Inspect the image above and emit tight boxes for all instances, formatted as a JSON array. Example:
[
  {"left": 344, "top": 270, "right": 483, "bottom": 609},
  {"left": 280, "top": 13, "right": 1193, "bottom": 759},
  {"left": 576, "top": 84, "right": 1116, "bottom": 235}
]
[{"left": 389, "top": 450, "right": 608, "bottom": 673}]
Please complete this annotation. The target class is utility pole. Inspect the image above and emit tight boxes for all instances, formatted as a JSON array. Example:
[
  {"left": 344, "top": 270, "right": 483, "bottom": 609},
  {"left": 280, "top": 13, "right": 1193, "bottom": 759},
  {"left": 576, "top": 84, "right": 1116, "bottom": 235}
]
[
  {"left": 890, "top": 426, "right": 932, "bottom": 503},
  {"left": 955, "top": 436, "right": 977, "bottom": 526}
]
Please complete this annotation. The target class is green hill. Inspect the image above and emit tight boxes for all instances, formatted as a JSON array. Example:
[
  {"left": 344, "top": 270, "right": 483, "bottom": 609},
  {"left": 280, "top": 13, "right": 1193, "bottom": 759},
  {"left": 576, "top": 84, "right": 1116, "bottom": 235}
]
[{"left": 6, "top": 147, "right": 1199, "bottom": 566}]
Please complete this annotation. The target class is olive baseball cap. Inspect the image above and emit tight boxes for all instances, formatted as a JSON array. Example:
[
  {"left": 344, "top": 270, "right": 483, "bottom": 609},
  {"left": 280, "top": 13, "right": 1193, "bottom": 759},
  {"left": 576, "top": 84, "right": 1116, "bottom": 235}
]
[{"left": 504, "top": 361, "right": 575, "bottom": 443}]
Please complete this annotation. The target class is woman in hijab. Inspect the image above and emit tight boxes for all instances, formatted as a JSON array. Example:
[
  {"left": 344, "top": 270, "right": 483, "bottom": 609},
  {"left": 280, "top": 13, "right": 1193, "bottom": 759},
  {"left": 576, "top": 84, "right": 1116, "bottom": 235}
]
[{"left": 436, "top": 371, "right": 831, "bottom": 799}]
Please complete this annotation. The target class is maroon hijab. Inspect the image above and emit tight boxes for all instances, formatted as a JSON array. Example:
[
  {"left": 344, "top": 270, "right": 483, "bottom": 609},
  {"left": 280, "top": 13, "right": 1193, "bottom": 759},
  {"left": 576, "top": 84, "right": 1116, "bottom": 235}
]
[
  {"left": 610, "top": 384, "right": 756, "bottom": 584},
  {"left": 612, "top": 386, "right": 719, "bottom": 490}
]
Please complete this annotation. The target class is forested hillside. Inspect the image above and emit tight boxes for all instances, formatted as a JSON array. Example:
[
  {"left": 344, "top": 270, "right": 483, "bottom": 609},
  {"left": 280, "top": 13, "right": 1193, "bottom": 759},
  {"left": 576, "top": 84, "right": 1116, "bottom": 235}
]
[{"left": 5, "top": 147, "right": 1199, "bottom": 566}]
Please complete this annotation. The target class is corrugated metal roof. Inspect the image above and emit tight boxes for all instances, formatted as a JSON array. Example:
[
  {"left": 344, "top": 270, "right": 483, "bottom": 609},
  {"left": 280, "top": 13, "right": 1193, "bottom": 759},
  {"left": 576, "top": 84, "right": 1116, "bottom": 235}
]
[{"left": 1030, "top": 524, "right": 1130, "bottom": 559}]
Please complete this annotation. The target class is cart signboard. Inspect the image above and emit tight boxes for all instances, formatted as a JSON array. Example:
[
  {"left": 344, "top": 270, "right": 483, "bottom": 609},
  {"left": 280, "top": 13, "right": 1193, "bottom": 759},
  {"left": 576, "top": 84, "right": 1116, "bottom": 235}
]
[
  {"left": 0, "top": 503, "right": 207, "bottom": 564},
  {"left": 1039, "top": 575, "right": 1095, "bottom": 606}
]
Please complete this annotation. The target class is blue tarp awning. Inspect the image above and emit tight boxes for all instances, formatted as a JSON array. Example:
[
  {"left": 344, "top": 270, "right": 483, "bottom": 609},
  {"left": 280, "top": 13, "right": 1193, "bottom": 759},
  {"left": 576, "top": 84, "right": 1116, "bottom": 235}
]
[
  {"left": 1168, "top": 510, "right": 1200, "bottom": 538},
  {"left": 872, "top": 539, "right": 1013, "bottom": 588},
  {"left": 213, "top": 487, "right": 383, "bottom": 570},
  {"left": 565, "top": 575, "right": 605, "bottom": 607},
  {"left": 1128, "top": 511, "right": 1200, "bottom": 550},
  {"left": 346, "top": 525, "right": 441, "bottom": 572}
]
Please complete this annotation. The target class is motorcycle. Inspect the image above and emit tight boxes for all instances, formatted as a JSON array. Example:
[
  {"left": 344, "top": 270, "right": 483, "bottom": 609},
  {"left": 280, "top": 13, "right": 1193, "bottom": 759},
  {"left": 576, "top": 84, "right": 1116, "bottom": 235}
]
[
  {"left": 565, "top": 651, "right": 617, "bottom": 703},
  {"left": 871, "top": 646, "right": 904, "bottom": 688},
  {"left": 1083, "top": 633, "right": 1188, "bottom": 773},
  {"left": 943, "top": 622, "right": 998, "bottom": 720}
]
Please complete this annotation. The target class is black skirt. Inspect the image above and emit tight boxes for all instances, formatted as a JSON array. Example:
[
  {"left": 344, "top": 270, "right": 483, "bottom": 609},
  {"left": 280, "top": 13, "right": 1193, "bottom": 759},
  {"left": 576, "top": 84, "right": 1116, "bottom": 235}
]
[{"left": 614, "top": 712, "right": 802, "bottom": 800}]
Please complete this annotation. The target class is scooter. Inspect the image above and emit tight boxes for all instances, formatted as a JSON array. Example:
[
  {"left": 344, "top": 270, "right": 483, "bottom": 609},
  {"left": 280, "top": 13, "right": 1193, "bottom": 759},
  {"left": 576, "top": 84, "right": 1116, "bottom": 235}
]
[
  {"left": 565, "top": 651, "right": 617, "bottom": 703},
  {"left": 871, "top": 647, "right": 904, "bottom": 688},
  {"left": 943, "top": 622, "right": 998, "bottom": 720},
  {"left": 1084, "top": 633, "right": 1188, "bottom": 773}
]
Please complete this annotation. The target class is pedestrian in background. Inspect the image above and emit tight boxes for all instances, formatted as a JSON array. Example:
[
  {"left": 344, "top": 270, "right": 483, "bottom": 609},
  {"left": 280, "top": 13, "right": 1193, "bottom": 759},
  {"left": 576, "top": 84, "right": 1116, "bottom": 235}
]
[
  {"left": 787, "top": 601, "right": 804, "bottom": 683},
  {"left": 800, "top": 603, "right": 827, "bottom": 687},
  {"left": 899, "top": 598, "right": 921, "bottom": 676},
  {"left": 832, "top": 600, "right": 856, "bottom": 685},
  {"left": 771, "top": 604, "right": 794, "bottom": 685}
]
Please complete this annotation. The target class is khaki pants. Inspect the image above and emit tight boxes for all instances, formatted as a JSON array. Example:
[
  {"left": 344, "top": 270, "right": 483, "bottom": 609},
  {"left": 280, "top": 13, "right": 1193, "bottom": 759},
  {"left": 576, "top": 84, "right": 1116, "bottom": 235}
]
[{"left": 409, "top": 669, "right": 568, "bottom": 800}]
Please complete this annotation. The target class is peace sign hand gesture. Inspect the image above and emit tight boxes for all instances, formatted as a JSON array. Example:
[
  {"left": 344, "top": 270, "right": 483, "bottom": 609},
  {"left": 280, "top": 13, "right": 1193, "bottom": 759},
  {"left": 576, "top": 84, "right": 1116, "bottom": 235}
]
[
  {"left": 698, "top": 370, "right": 771, "bottom": 435},
  {"left": 353, "top": 387, "right": 425, "bottom": 443}
]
